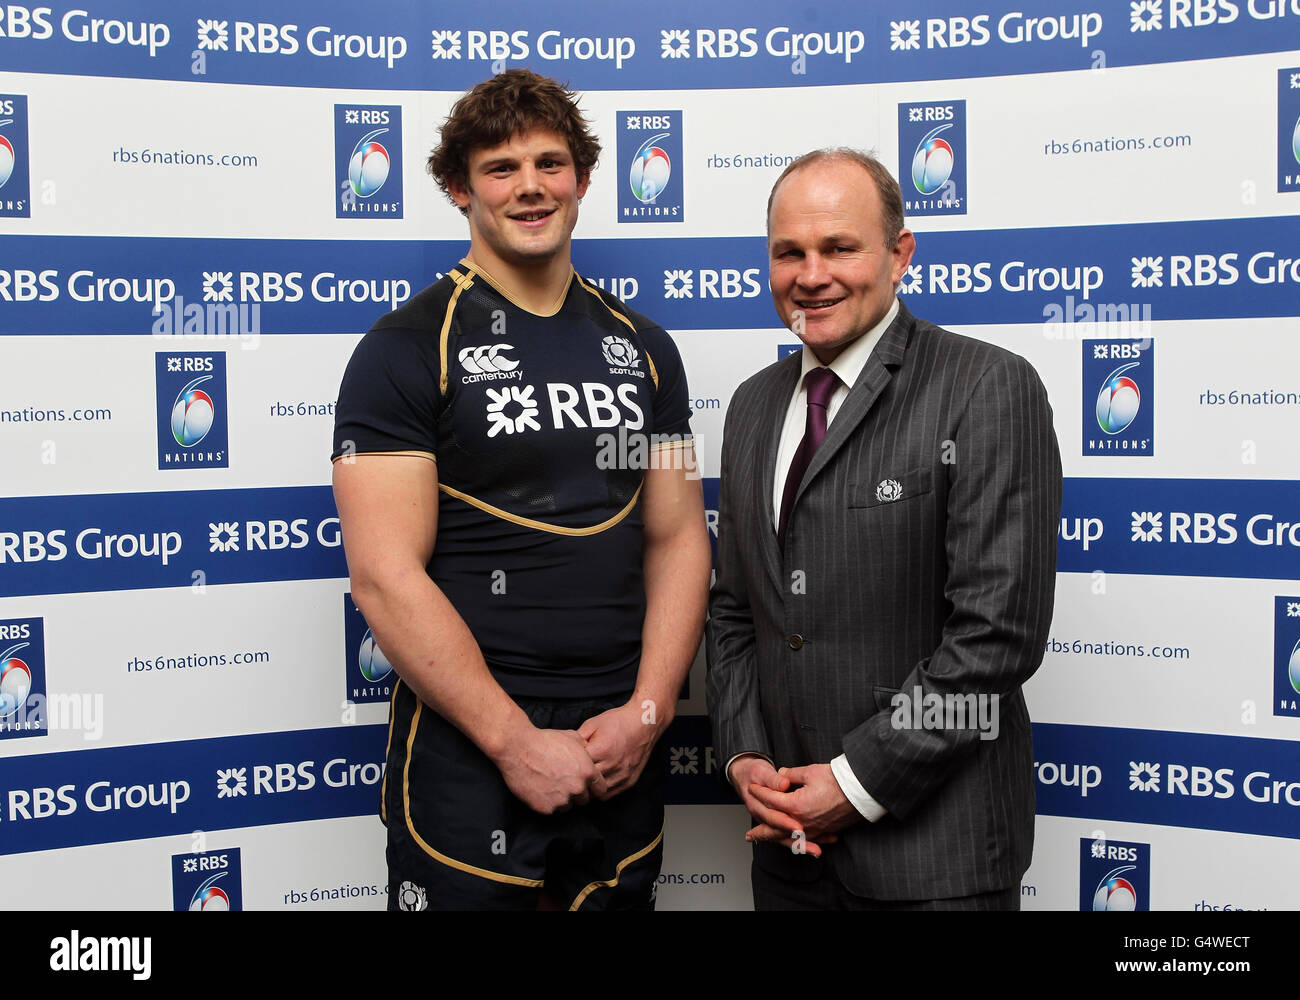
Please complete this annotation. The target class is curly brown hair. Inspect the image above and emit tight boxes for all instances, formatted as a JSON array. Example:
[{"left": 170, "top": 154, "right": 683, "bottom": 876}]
[{"left": 427, "top": 69, "right": 602, "bottom": 213}]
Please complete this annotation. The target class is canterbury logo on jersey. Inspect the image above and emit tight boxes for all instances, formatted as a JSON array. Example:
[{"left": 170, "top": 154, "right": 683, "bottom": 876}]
[{"left": 459, "top": 344, "right": 522, "bottom": 383}]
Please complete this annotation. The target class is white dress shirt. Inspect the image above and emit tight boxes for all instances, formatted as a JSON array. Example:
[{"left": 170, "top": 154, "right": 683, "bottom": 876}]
[{"left": 764, "top": 297, "right": 900, "bottom": 823}]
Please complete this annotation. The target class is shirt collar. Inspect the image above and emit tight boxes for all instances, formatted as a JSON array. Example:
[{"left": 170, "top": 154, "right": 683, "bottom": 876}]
[{"left": 798, "top": 297, "right": 899, "bottom": 389}]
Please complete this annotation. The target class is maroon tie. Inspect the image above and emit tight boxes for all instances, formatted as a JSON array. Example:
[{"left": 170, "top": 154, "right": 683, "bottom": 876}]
[{"left": 778, "top": 366, "right": 840, "bottom": 545}]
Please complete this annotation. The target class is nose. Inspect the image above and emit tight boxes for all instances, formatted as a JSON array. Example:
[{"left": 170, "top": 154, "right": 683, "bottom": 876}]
[
  {"left": 515, "top": 160, "right": 543, "bottom": 197},
  {"left": 796, "top": 252, "right": 830, "bottom": 290}
]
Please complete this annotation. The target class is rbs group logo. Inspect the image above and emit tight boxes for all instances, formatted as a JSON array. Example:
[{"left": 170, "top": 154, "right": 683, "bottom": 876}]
[
  {"left": 617, "top": 112, "right": 683, "bottom": 222},
  {"left": 1274, "top": 595, "right": 1300, "bottom": 718},
  {"left": 335, "top": 105, "right": 403, "bottom": 219},
  {"left": 1279, "top": 68, "right": 1300, "bottom": 194},
  {"left": 898, "top": 101, "right": 966, "bottom": 217},
  {"left": 0, "top": 617, "right": 46, "bottom": 741},
  {"left": 155, "top": 353, "right": 229, "bottom": 469},
  {"left": 171, "top": 849, "right": 242, "bottom": 911},
  {"left": 344, "top": 593, "right": 393, "bottom": 704},
  {"left": 0, "top": 94, "right": 31, "bottom": 218},
  {"left": 1083, "top": 339, "right": 1153, "bottom": 456},
  {"left": 1079, "top": 837, "right": 1150, "bottom": 911}
]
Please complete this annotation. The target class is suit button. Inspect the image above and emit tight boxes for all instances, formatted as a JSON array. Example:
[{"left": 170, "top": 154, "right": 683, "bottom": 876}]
[{"left": 787, "top": 633, "right": 804, "bottom": 650}]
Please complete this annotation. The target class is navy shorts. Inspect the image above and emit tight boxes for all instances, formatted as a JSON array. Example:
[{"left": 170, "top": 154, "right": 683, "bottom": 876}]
[{"left": 382, "top": 681, "right": 665, "bottom": 911}]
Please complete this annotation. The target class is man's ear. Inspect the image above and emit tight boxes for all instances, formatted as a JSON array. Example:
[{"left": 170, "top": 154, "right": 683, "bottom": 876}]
[
  {"left": 447, "top": 174, "right": 472, "bottom": 212},
  {"left": 890, "top": 229, "right": 917, "bottom": 283},
  {"left": 576, "top": 171, "right": 591, "bottom": 201}
]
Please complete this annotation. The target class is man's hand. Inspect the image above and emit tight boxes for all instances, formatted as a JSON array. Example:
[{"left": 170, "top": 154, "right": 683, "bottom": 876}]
[
  {"left": 578, "top": 701, "right": 660, "bottom": 800},
  {"left": 729, "top": 756, "right": 833, "bottom": 858},
  {"left": 494, "top": 727, "right": 608, "bottom": 815},
  {"left": 747, "top": 763, "right": 861, "bottom": 846}
]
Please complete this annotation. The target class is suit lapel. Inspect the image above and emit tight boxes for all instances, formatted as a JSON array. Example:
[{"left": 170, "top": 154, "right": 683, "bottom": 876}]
[
  {"left": 757, "top": 355, "right": 801, "bottom": 588},
  {"left": 794, "top": 305, "right": 913, "bottom": 510}
]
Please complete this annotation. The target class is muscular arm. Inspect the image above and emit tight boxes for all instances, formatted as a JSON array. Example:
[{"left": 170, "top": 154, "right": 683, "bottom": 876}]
[
  {"left": 579, "top": 447, "right": 711, "bottom": 798},
  {"left": 333, "top": 453, "right": 605, "bottom": 813}
]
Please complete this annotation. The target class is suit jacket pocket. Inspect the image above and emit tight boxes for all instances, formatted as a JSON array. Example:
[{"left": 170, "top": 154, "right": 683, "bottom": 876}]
[
  {"left": 873, "top": 685, "right": 901, "bottom": 713},
  {"left": 848, "top": 467, "right": 933, "bottom": 509}
]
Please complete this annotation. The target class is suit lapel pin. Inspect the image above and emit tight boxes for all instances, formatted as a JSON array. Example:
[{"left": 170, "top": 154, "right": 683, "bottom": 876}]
[{"left": 876, "top": 479, "right": 902, "bottom": 503}]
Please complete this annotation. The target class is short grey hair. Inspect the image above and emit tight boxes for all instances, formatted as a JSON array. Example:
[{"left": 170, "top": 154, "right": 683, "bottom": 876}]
[{"left": 766, "top": 148, "right": 905, "bottom": 249}]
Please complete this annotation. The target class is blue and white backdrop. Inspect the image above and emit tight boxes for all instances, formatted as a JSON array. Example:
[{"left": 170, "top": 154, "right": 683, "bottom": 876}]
[{"left": 1, "top": 0, "right": 1298, "bottom": 910}]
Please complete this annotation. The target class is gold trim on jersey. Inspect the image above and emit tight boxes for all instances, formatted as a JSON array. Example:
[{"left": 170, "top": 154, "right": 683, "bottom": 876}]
[
  {"left": 331, "top": 449, "right": 436, "bottom": 464},
  {"left": 438, "top": 482, "right": 643, "bottom": 536},
  {"left": 649, "top": 437, "right": 692, "bottom": 452},
  {"left": 401, "top": 699, "right": 545, "bottom": 888},
  {"left": 576, "top": 274, "right": 637, "bottom": 334},
  {"left": 576, "top": 276, "right": 661, "bottom": 388},
  {"left": 568, "top": 824, "right": 665, "bottom": 910},
  {"left": 439, "top": 268, "right": 475, "bottom": 396},
  {"left": 458, "top": 258, "right": 574, "bottom": 317},
  {"left": 379, "top": 676, "right": 402, "bottom": 826}
]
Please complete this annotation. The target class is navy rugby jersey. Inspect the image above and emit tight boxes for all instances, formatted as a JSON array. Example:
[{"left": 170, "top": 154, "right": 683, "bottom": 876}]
[{"left": 331, "top": 260, "right": 693, "bottom": 698}]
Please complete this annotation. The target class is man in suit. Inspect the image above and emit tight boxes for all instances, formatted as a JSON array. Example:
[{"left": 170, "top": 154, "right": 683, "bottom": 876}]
[{"left": 706, "top": 149, "right": 1062, "bottom": 910}]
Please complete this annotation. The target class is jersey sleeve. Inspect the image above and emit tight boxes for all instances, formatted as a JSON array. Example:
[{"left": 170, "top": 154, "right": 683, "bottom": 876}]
[
  {"left": 330, "top": 326, "right": 442, "bottom": 462},
  {"left": 639, "top": 323, "right": 694, "bottom": 440}
]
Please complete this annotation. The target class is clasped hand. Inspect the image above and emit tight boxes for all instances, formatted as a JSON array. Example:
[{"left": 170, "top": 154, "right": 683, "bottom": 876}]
[
  {"left": 730, "top": 758, "right": 860, "bottom": 857},
  {"left": 497, "top": 702, "right": 658, "bottom": 814}
]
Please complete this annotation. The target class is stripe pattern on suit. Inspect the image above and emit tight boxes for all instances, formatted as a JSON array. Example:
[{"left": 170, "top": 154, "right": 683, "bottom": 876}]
[{"left": 707, "top": 301, "right": 1063, "bottom": 901}]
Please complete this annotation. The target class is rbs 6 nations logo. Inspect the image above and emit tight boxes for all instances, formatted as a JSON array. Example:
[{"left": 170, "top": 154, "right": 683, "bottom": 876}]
[
  {"left": 155, "top": 353, "right": 229, "bottom": 469},
  {"left": 0, "top": 618, "right": 46, "bottom": 740},
  {"left": 1279, "top": 67, "right": 1300, "bottom": 194},
  {"left": 617, "top": 111, "right": 683, "bottom": 222},
  {"left": 343, "top": 593, "right": 394, "bottom": 704},
  {"left": 1275, "top": 595, "right": 1300, "bottom": 719},
  {"left": 0, "top": 94, "right": 30, "bottom": 218},
  {"left": 1080, "top": 837, "right": 1149, "bottom": 911},
  {"left": 335, "top": 105, "right": 403, "bottom": 219},
  {"left": 898, "top": 100, "right": 966, "bottom": 217},
  {"left": 1083, "top": 339, "right": 1153, "bottom": 456},
  {"left": 172, "top": 849, "right": 242, "bottom": 911}
]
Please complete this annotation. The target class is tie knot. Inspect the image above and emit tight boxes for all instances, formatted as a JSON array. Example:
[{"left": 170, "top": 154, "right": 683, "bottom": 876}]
[{"left": 804, "top": 366, "right": 839, "bottom": 408}]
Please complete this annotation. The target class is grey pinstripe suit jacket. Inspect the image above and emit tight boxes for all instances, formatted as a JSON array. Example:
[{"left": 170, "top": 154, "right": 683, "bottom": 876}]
[{"left": 706, "top": 301, "right": 1062, "bottom": 900}]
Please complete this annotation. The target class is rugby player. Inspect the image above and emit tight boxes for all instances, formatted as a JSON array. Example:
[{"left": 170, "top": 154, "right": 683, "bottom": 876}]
[{"left": 331, "top": 70, "right": 710, "bottom": 910}]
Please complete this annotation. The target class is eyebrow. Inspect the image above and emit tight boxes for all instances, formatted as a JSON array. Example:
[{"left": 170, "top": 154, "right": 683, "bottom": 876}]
[
  {"left": 476, "top": 149, "right": 571, "bottom": 171},
  {"left": 769, "top": 233, "right": 860, "bottom": 251}
]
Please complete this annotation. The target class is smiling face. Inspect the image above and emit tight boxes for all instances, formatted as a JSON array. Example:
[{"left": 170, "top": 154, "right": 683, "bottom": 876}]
[
  {"left": 767, "top": 158, "right": 915, "bottom": 364},
  {"left": 448, "top": 129, "right": 588, "bottom": 276}
]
